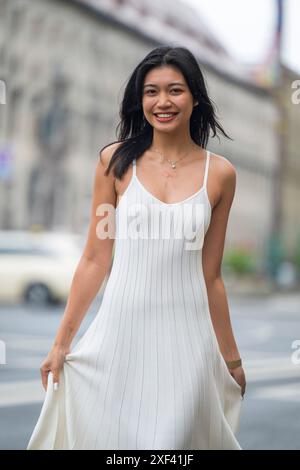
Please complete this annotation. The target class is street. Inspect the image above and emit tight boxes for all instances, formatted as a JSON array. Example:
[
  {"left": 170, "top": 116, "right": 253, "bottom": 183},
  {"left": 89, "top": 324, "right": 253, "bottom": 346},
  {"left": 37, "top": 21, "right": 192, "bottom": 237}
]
[{"left": 0, "top": 292, "right": 299, "bottom": 450}]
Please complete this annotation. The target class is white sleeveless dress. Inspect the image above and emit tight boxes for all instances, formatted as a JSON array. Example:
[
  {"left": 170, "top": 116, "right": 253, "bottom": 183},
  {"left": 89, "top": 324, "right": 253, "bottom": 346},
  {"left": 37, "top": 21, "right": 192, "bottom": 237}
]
[{"left": 27, "top": 150, "right": 243, "bottom": 450}]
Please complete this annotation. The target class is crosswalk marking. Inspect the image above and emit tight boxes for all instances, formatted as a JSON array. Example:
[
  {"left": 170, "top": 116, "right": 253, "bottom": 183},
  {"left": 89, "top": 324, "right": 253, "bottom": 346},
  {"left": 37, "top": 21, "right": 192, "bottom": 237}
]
[
  {"left": 0, "top": 354, "right": 299, "bottom": 408},
  {"left": 252, "top": 383, "right": 300, "bottom": 401},
  {"left": 0, "top": 380, "right": 45, "bottom": 407}
]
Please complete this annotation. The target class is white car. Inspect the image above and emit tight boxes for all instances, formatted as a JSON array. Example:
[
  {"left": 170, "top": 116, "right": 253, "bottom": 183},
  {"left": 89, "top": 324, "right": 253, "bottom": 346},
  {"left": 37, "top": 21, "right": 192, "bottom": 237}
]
[{"left": 0, "top": 230, "right": 84, "bottom": 305}]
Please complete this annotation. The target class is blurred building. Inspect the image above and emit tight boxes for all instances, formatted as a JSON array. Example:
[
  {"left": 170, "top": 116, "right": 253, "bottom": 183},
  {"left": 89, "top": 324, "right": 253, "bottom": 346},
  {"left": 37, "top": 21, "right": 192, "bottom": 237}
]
[
  {"left": 279, "top": 65, "right": 300, "bottom": 256},
  {"left": 207, "top": 74, "right": 278, "bottom": 263},
  {"left": 0, "top": 0, "right": 297, "bottom": 268}
]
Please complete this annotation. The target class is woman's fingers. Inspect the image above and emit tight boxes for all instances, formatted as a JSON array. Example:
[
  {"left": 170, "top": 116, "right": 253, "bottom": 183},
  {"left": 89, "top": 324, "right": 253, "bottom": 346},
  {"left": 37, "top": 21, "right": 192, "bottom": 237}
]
[
  {"left": 40, "top": 367, "right": 60, "bottom": 392},
  {"left": 52, "top": 367, "right": 60, "bottom": 391},
  {"left": 40, "top": 367, "right": 50, "bottom": 392}
]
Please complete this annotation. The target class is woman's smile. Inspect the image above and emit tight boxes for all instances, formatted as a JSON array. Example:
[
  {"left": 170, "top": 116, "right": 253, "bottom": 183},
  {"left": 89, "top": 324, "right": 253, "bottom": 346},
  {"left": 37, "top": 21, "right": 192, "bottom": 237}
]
[{"left": 154, "top": 112, "right": 179, "bottom": 123}]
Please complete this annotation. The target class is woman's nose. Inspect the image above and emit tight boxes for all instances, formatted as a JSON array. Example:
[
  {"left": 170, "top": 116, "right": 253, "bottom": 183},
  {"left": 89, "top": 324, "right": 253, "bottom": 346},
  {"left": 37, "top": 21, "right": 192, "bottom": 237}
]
[{"left": 157, "top": 94, "right": 171, "bottom": 106}]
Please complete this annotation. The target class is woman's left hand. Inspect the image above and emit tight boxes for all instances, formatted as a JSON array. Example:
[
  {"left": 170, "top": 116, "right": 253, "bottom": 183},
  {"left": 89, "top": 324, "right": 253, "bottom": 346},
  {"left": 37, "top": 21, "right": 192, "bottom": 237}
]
[{"left": 229, "top": 365, "right": 246, "bottom": 398}]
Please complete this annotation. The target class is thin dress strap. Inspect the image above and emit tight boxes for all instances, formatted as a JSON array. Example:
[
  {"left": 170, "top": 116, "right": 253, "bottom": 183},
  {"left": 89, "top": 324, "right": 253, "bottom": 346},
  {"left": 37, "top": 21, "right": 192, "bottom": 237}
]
[
  {"left": 203, "top": 150, "right": 210, "bottom": 188},
  {"left": 132, "top": 158, "right": 136, "bottom": 176}
]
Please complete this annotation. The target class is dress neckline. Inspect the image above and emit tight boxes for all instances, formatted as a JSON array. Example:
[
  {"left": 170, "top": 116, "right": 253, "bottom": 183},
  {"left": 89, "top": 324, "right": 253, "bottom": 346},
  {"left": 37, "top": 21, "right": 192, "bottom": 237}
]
[
  {"left": 134, "top": 173, "right": 207, "bottom": 207},
  {"left": 133, "top": 149, "right": 211, "bottom": 207},
  {"left": 116, "top": 150, "right": 212, "bottom": 213}
]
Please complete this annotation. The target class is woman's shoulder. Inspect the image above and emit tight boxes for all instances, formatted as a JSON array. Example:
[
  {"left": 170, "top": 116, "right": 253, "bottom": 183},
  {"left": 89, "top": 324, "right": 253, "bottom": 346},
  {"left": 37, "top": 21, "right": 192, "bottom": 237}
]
[
  {"left": 208, "top": 152, "right": 236, "bottom": 205},
  {"left": 98, "top": 141, "right": 123, "bottom": 167},
  {"left": 210, "top": 151, "right": 236, "bottom": 181}
]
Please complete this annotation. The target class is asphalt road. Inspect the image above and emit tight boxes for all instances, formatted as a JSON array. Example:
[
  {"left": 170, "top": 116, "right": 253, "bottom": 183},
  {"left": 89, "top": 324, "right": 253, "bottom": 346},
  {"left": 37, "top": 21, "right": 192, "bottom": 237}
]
[{"left": 0, "top": 292, "right": 299, "bottom": 450}]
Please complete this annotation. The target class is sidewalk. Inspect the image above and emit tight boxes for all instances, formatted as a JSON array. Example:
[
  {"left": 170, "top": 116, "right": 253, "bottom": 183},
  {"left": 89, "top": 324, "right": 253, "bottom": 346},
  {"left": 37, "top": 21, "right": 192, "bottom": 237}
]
[{"left": 224, "top": 274, "right": 300, "bottom": 297}]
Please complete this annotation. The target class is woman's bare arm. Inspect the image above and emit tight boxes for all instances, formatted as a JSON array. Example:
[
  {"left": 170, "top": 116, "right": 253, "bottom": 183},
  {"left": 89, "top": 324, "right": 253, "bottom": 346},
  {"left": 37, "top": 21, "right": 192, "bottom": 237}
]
[
  {"left": 51, "top": 142, "right": 120, "bottom": 351},
  {"left": 202, "top": 157, "right": 240, "bottom": 362},
  {"left": 202, "top": 156, "right": 246, "bottom": 396}
]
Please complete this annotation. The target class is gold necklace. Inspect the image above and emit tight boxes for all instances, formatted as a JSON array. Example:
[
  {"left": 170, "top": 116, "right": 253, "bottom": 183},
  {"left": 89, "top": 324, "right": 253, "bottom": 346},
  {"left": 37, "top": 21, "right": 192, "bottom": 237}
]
[{"left": 152, "top": 148, "right": 190, "bottom": 170}]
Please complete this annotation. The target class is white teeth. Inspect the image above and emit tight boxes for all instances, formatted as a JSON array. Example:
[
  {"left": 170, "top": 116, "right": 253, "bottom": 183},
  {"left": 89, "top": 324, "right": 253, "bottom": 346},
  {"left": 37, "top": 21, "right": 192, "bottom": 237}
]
[{"left": 156, "top": 113, "right": 175, "bottom": 117}]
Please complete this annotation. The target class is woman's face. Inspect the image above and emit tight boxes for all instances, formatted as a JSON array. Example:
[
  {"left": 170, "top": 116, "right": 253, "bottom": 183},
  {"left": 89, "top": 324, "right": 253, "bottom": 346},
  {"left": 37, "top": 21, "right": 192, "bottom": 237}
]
[{"left": 142, "top": 65, "right": 198, "bottom": 133}]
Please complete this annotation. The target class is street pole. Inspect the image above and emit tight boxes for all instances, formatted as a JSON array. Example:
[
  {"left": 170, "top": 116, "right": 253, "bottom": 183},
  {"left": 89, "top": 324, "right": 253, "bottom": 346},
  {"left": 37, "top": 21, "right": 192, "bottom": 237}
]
[{"left": 266, "top": 0, "right": 285, "bottom": 281}]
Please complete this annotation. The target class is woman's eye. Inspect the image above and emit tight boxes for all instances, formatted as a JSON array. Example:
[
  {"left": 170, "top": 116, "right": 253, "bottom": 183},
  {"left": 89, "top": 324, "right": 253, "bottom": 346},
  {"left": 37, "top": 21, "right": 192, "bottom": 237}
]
[{"left": 145, "top": 89, "right": 182, "bottom": 95}]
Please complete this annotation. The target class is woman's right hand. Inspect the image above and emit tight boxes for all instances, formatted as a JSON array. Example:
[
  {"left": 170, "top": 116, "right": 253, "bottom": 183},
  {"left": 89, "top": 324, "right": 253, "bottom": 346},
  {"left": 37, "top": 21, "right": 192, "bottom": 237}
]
[{"left": 40, "top": 345, "right": 70, "bottom": 392}]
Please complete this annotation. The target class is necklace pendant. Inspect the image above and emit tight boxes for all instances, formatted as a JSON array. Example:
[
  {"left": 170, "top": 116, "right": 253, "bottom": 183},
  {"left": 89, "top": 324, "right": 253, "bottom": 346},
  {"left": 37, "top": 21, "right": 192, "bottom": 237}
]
[{"left": 171, "top": 161, "right": 176, "bottom": 169}]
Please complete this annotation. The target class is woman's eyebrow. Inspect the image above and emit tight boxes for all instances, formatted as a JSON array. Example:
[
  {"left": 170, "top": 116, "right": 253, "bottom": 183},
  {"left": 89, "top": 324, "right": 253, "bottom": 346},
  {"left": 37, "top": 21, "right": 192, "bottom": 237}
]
[{"left": 143, "top": 82, "right": 186, "bottom": 88}]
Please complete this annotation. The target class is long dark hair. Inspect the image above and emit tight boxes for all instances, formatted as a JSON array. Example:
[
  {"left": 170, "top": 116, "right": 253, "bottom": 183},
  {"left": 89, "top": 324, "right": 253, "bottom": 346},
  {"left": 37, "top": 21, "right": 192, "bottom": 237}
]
[{"left": 100, "top": 45, "right": 232, "bottom": 179}]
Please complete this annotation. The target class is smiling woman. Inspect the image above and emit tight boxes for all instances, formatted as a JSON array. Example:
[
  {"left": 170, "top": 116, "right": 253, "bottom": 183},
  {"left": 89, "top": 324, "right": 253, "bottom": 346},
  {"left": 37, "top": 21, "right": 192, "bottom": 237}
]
[
  {"left": 27, "top": 45, "right": 245, "bottom": 451},
  {"left": 144, "top": 81, "right": 183, "bottom": 122}
]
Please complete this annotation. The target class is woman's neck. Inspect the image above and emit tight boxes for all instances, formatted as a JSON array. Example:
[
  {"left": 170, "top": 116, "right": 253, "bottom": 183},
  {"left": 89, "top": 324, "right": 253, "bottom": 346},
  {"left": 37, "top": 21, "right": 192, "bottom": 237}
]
[{"left": 150, "top": 131, "right": 197, "bottom": 158}]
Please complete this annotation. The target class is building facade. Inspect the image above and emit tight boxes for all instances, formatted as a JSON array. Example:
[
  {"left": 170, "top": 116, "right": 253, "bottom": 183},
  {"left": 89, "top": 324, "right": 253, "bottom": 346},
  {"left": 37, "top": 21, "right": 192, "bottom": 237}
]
[{"left": 0, "top": 0, "right": 287, "bottom": 269}]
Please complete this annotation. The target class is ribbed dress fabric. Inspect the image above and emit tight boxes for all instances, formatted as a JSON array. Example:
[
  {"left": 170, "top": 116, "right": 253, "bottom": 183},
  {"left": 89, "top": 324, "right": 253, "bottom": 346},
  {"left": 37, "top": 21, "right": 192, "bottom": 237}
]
[{"left": 27, "top": 150, "right": 243, "bottom": 450}]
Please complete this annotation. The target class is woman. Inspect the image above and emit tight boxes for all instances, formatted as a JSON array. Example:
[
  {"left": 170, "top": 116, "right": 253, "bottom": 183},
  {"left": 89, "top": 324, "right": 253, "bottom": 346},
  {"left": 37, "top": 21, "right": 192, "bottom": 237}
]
[{"left": 27, "top": 45, "right": 246, "bottom": 450}]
